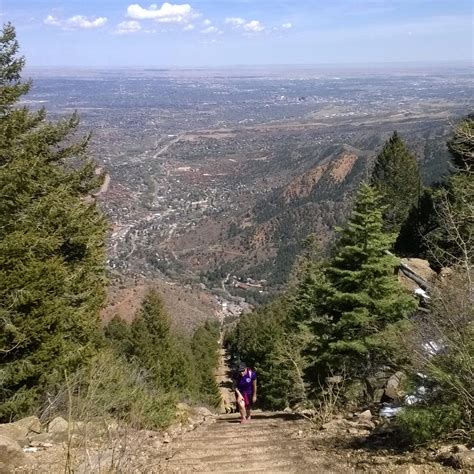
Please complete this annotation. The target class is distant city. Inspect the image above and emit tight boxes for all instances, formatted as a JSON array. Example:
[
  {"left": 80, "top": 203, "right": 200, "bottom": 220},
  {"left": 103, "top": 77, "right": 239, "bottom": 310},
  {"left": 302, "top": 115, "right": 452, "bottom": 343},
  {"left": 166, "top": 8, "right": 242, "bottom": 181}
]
[{"left": 23, "top": 64, "right": 474, "bottom": 299}]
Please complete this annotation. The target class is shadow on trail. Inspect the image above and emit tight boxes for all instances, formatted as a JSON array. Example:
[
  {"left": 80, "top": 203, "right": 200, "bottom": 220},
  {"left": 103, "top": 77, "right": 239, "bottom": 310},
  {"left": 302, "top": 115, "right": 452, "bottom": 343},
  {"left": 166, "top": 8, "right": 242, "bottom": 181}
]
[
  {"left": 349, "top": 426, "right": 411, "bottom": 454},
  {"left": 217, "top": 412, "right": 304, "bottom": 424}
]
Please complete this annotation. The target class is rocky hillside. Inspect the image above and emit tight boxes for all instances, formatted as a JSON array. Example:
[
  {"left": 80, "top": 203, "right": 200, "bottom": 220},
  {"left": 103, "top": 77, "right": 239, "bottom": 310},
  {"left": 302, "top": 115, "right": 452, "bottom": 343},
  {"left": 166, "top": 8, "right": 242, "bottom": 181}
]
[{"left": 215, "top": 145, "right": 373, "bottom": 285}]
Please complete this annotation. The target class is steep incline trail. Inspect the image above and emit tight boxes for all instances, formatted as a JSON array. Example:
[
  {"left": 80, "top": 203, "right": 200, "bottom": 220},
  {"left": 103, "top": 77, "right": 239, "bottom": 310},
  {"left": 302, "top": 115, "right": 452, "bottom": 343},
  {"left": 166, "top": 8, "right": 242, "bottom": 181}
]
[
  {"left": 163, "top": 411, "right": 352, "bottom": 473},
  {"left": 163, "top": 346, "right": 352, "bottom": 473}
]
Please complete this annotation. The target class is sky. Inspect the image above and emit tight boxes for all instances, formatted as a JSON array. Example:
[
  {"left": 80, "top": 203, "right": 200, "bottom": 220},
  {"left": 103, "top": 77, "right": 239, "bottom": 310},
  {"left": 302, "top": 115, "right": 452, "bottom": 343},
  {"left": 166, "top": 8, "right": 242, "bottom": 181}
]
[{"left": 3, "top": 0, "right": 473, "bottom": 67}]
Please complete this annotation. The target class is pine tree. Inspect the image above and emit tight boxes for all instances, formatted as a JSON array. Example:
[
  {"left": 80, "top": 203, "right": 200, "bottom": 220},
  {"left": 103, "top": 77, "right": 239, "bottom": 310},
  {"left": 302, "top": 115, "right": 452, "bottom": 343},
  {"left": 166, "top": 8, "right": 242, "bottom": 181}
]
[
  {"left": 310, "top": 183, "right": 417, "bottom": 381},
  {"left": 129, "top": 290, "right": 173, "bottom": 386},
  {"left": 104, "top": 315, "right": 133, "bottom": 357},
  {"left": 425, "top": 116, "right": 473, "bottom": 269},
  {"left": 447, "top": 114, "right": 474, "bottom": 171},
  {"left": 129, "top": 290, "right": 197, "bottom": 393},
  {"left": 371, "top": 131, "right": 421, "bottom": 235},
  {"left": 0, "top": 23, "right": 107, "bottom": 420},
  {"left": 191, "top": 321, "right": 221, "bottom": 406}
]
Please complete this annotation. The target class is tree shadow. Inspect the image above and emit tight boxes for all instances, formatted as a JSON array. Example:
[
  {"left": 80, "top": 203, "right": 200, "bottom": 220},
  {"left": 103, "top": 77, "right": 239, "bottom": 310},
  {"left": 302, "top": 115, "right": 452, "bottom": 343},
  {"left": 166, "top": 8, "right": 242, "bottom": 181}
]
[{"left": 217, "top": 412, "right": 304, "bottom": 424}]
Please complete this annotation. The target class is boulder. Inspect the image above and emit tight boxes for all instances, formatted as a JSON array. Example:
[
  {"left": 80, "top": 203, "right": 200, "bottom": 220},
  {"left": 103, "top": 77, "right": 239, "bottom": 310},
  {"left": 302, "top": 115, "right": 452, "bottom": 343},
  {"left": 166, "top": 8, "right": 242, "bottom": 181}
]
[
  {"left": 14, "top": 416, "right": 42, "bottom": 435},
  {"left": 0, "top": 423, "right": 27, "bottom": 445},
  {"left": 357, "top": 410, "right": 372, "bottom": 421},
  {"left": 0, "top": 416, "right": 42, "bottom": 448},
  {"left": 0, "top": 434, "right": 25, "bottom": 470},
  {"left": 384, "top": 371, "right": 406, "bottom": 400},
  {"left": 366, "top": 374, "right": 389, "bottom": 403},
  {"left": 453, "top": 444, "right": 469, "bottom": 453},
  {"left": 451, "top": 451, "right": 474, "bottom": 470},
  {"left": 195, "top": 407, "right": 214, "bottom": 418},
  {"left": 48, "top": 416, "right": 69, "bottom": 433}
]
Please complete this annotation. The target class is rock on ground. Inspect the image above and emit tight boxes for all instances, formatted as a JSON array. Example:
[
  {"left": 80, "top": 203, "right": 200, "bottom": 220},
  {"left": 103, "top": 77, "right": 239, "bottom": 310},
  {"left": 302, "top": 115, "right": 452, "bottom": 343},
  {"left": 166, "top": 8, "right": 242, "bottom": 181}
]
[{"left": 0, "top": 434, "right": 26, "bottom": 471}]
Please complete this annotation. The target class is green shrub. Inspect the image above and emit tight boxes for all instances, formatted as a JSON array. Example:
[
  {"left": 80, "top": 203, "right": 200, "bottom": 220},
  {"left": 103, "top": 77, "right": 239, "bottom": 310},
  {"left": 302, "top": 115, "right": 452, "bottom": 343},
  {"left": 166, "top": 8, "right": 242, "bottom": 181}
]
[
  {"left": 42, "top": 350, "right": 177, "bottom": 430},
  {"left": 398, "top": 403, "right": 463, "bottom": 445}
]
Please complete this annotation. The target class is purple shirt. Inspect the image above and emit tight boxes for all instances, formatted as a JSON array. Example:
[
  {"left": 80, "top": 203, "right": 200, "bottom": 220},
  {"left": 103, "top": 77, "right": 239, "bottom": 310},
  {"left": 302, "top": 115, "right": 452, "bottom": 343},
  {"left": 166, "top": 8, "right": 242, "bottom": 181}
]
[{"left": 236, "top": 368, "right": 257, "bottom": 394}]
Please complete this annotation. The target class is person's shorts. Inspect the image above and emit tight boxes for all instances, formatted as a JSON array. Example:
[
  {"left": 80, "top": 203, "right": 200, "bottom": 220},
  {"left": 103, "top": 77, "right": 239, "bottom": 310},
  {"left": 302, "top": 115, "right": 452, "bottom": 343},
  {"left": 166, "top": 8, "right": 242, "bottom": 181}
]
[{"left": 238, "top": 392, "right": 253, "bottom": 408}]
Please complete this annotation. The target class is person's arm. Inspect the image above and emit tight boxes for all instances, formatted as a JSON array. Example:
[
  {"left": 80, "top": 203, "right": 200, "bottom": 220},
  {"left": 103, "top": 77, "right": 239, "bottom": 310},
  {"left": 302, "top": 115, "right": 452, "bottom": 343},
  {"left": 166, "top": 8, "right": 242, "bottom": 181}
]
[
  {"left": 252, "top": 378, "right": 257, "bottom": 403},
  {"left": 233, "top": 377, "right": 243, "bottom": 400}
]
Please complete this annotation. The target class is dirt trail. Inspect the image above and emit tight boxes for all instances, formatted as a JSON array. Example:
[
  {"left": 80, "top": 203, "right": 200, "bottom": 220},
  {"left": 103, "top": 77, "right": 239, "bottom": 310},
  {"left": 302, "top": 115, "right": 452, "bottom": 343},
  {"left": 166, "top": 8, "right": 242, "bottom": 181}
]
[
  {"left": 164, "top": 347, "right": 352, "bottom": 473},
  {"left": 163, "top": 411, "right": 351, "bottom": 473}
]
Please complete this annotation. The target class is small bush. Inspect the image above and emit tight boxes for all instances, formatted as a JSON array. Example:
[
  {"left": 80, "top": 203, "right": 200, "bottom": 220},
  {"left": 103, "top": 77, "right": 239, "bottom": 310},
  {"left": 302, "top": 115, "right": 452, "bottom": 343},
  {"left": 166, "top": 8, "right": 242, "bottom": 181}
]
[
  {"left": 398, "top": 403, "right": 463, "bottom": 445},
  {"left": 42, "top": 350, "right": 177, "bottom": 430}
]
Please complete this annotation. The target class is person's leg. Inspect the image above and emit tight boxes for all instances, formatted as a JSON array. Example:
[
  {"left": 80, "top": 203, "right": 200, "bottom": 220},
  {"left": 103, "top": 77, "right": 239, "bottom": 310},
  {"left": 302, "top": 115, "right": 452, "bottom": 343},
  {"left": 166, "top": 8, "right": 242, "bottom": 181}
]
[
  {"left": 245, "top": 393, "right": 252, "bottom": 419},
  {"left": 236, "top": 393, "right": 246, "bottom": 422}
]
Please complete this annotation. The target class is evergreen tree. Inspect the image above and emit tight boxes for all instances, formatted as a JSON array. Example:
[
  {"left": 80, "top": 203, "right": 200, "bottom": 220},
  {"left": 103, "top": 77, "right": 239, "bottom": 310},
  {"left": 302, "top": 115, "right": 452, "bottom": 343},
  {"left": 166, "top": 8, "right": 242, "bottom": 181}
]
[
  {"left": 0, "top": 23, "right": 107, "bottom": 419},
  {"left": 371, "top": 131, "right": 421, "bottom": 235},
  {"left": 129, "top": 290, "right": 174, "bottom": 386},
  {"left": 447, "top": 114, "right": 474, "bottom": 171},
  {"left": 309, "top": 183, "right": 416, "bottom": 381},
  {"left": 129, "top": 290, "right": 197, "bottom": 393},
  {"left": 191, "top": 321, "right": 221, "bottom": 406},
  {"left": 104, "top": 315, "right": 133, "bottom": 357},
  {"left": 426, "top": 116, "right": 473, "bottom": 269}
]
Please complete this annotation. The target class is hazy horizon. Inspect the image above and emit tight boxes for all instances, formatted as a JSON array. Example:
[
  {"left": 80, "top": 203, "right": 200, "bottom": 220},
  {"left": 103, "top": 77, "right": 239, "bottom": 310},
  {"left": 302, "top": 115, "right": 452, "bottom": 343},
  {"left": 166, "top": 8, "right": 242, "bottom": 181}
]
[{"left": 6, "top": 0, "right": 473, "bottom": 67}]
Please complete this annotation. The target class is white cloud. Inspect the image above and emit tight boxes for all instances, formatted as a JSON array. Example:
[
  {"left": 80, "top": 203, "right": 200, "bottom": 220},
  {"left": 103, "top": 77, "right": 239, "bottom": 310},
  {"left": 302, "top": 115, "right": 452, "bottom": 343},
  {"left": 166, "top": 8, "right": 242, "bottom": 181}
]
[
  {"left": 202, "top": 19, "right": 212, "bottom": 26},
  {"left": 225, "top": 17, "right": 245, "bottom": 27},
  {"left": 201, "top": 25, "right": 221, "bottom": 34},
  {"left": 281, "top": 22, "right": 293, "bottom": 29},
  {"left": 116, "top": 20, "right": 141, "bottom": 34},
  {"left": 44, "top": 14, "right": 108, "bottom": 30},
  {"left": 243, "top": 20, "right": 264, "bottom": 33},
  {"left": 183, "top": 24, "right": 195, "bottom": 31},
  {"left": 67, "top": 15, "right": 108, "bottom": 29},
  {"left": 225, "top": 17, "right": 265, "bottom": 33},
  {"left": 127, "top": 2, "right": 198, "bottom": 24},
  {"left": 44, "top": 15, "right": 61, "bottom": 27}
]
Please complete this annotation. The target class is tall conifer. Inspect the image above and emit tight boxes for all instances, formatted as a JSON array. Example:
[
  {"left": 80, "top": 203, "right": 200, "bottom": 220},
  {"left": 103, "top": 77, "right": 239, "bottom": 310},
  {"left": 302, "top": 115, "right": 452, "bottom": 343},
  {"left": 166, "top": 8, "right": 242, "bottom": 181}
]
[
  {"left": 428, "top": 116, "right": 473, "bottom": 268},
  {"left": 371, "top": 131, "right": 421, "bottom": 235},
  {"left": 129, "top": 290, "right": 197, "bottom": 393},
  {"left": 0, "top": 24, "right": 107, "bottom": 419},
  {"left": 310, "top": 184, "right": 416, "bottom": 380}
]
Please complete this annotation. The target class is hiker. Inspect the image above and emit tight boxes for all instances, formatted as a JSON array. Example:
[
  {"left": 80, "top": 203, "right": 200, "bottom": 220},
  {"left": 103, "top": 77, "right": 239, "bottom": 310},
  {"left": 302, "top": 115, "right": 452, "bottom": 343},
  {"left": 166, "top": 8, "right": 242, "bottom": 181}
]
[{"left": 234, "top": 362, "right": 257, "bottom": 423}]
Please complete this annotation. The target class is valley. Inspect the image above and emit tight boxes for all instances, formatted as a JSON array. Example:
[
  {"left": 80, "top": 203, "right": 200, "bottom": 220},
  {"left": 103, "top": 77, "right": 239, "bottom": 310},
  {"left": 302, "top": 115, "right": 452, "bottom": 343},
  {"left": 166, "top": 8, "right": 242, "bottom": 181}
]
[{"left": 24, "top": 64, "right": 473, "bottom": 314}]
